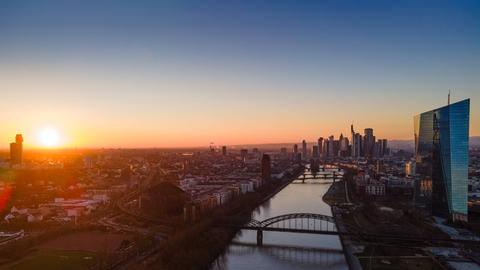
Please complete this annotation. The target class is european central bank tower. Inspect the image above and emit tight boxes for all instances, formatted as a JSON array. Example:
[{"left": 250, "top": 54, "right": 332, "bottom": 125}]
[{"left": 414, "top": 99, "right": 469, "bottom": 222}]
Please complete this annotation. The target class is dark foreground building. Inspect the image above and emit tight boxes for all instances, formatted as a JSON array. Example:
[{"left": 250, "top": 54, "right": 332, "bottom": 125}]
[
  {"left": 414, "top": 99, "right": 469, "bottom": 222},
  {"left": 261, "top": 154, "right": 271, "bottom": 183}
]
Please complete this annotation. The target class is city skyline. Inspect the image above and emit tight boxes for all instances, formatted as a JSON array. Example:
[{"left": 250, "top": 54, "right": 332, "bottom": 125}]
[
  {"left": 1, "top": 1, "right": 479, "bottom": 148},
  {"left": 1, "top": 108, "right": 478, "bottom": 150},
  {"left": 1, "top": 2, "right": 480, "bottom": 269}
]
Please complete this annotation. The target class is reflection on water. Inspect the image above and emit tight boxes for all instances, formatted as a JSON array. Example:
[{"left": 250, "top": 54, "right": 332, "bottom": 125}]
[{"left": 211, "top": 167, "right": 349, "bottom": 270}]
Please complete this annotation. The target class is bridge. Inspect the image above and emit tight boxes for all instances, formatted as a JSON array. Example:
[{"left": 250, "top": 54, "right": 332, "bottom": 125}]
[
  {"left": 301, "top": 166, "right": 343, "bottom": 183},
  {"left": 228, "top": 213, "right": 341, "bottom": 245},
  {"left": 220, "top": 213, "right": 480, "bottom": 247}
]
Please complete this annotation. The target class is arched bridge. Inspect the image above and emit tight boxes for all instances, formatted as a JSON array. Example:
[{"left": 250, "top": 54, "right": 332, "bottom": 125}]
[{"left": 229, "top": 213, "right": 342, "bottom": 246}]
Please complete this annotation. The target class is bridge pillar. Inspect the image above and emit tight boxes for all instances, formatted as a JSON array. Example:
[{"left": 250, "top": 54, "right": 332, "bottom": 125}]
[{"left": 256, "top": 230, "right": 263, "bottom": 246}]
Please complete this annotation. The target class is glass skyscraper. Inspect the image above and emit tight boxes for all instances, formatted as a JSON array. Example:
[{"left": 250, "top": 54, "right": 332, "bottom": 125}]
[{"left": 414, "top": 99, "right": 469, "bottom": 222}]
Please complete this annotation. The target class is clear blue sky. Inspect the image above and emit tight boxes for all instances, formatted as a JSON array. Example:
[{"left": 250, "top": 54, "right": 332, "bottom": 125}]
[{"left": 0, "top": 0, "right": 479, "bottom": 147}]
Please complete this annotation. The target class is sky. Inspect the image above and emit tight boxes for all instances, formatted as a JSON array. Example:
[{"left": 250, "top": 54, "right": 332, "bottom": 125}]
[{"left": 0, "top": 0, "right": 479, "bottom": 148}]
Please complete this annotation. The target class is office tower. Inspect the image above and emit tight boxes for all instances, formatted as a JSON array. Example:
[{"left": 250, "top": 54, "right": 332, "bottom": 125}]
[
  {"left": 338, "top": 134, "right": 349, "bottom": 157},
  {"left": 323, "top": 140, "right": 328, "bottom": 157},
  {"left": 414, "top": 99, "right": 469, "bottom": 222},
  {"left": 10, "top": 134, "right": 23, "bottom": 165},
  {"left": 381, "top": 139, "right": 388, "bottom": 156},
  {"left": 352, "top": 133, "right": 362, "bottom": 158},
  {"left": 363, "top": 128, "right": 375, "bottom": 159},
  {"left": 350, "top": 124, "right": 356, "bottom": 157},
  {"left": 302, "top": 140, "right": 307, "bottom": 160},
  {"left": 293, "top": 144, "right": 298, "bottom": 155},
  {"left": 312, "top": 145, "right": 319, "bottom": 158},
  {"left": 252, "top": 148, "right": 259, "bottom": 154},
  {"left": 327, "top": 136, "right": 335, "bottom": 157},
  {"left": 338, "top": 133, "right": 343, "bottom": 156},
  {"left": 374, "top": 140, "right": 382, "bottom": 158},
  {"left": 261, "top": 154, "right": 271, "bottom": 183},
  {"left": 318, "top": 137, "right": 323, "bottom": 157},
  {"left": 222, "top": 146, "right": 227, "bottom": 156}
]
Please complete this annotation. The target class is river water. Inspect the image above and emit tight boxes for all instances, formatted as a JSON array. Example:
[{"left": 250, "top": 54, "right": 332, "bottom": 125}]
[{"left": 211, "top": 167, "right": 349, "bottom": 270}]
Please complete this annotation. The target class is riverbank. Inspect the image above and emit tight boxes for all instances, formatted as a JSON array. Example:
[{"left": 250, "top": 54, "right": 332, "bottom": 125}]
[
  {"left": 323, "top": 179, "right": 363, "bottom": 270},
  {"left": 144, "top": 167, "right": 305, "bottom": 270}
]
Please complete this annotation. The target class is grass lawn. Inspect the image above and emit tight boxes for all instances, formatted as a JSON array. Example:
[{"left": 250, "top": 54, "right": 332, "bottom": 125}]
[{"left": 8, "top": 250, "right": 99, "bottom": 270}]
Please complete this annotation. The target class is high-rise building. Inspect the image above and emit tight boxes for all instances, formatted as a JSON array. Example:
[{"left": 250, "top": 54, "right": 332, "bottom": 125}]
[
  {"left": 339, "top": 133, "right": 349, "bottom": 157},
  {"left": 10, "top": 134, "right": 23, "bottom": 165},
  {"left": 352, "top": 133, "right": 362, "bottom": 158},
  {"left": 312, "top": 145, "right": 319, "bottom": 158},
  {"left": 222, "top": 146, "right": 227, "bottom": 156},
  {"left": 327, "top": 136, "right": 335, "bottom": 157},
  {"left": 261, "top": 154, "right": 271, "bottom": 183},
  {"left": 414, "top": 99, "right": 469, "bottom": 222},
  {"left": 350, "top": 124, "right": 356, "bottom": 157},
  {"left": 302, "top": 140, "right": 307, "bottom": 160},
  {"left": 381, "top": 139, "right": 388, "bottom": 156},
  {"left": 293, "top": 144, "right": 300, "bottom": 161},
  {"left": 318, "top": 137, "right": 324, "bottom": 157},
  {"left": 363, "top": 128, "right": 375, "bottom": 159}
]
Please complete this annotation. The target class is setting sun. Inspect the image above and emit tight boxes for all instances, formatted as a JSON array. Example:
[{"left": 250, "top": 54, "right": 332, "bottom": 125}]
[{"left": 38, "top": 128, "right": 60, "bottom": 147}]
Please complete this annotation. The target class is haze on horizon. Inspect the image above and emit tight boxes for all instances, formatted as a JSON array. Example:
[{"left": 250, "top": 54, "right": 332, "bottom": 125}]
[{"left": 0, "top": 0, "right": 479, "bottom": 148}]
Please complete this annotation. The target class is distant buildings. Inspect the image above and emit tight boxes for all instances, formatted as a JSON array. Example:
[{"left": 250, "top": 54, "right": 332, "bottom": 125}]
[
  {"left": 222, "top": 146, "right": 227, "bottom": 156},
  {"left": 414, "top": 99, "right": 470, "bottom": 222},
  {"left": 350, "top": 125, "right": 388, "bottom": 159},
  {"left": 10, "top": 134, "right": 23, "bottom": 165}
]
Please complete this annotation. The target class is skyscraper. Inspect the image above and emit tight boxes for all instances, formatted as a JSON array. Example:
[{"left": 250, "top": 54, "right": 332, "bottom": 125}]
[
  {"left": 327, "top": 136, "right": 334, "bottom": 157},
  {"left": 222, "top": 146, "right": 227, "bottom": 156},
  {"left": 350, "top": 124, "right": 356, "bottom": 157},
  {"left": 363, "top": 128, "right": 375, "bottom": 159},
  {"left": 318, "top": 137, "right": 323, "bottom": 157},
  {"left": 312, "top": 145, "right": 319, "bottom": 158},
  {"left": 302, "top": 140, "right": 307, "bottom": 160},
  {"left": 261, "top": 154, "right": 271, "bottom": 183},
  {"left": 10, "top": 134, "right": 23, "bottom": 165},
  {"left": 414, "top": 99, "right": 469, "bottom": 222},
  {"left": 352, "top": 132, "right": 362, "bottom": 158},
  {"left": 381, "top": 139, "right": 388, "bottom": 156}
]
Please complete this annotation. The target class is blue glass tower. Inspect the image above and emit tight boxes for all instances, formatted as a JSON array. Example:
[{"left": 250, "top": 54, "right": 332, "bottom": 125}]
[{"left": 414, "top": 99, "right": 469, "bottom": 222}]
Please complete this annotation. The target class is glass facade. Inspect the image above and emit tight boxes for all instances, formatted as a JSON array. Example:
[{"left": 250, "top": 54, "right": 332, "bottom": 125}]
[{"left": 414, "top": 99, "right": 469, "bottom": 222}]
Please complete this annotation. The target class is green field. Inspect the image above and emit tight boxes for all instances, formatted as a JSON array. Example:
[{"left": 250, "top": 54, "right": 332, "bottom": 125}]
[{"left": 8, "top": 250, "right": 99, "bottom": 270}]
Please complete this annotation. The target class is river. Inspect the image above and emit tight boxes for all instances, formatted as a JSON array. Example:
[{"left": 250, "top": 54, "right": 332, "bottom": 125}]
[{"left": 211, "top": 166, "right": 349, "bottom": 270}]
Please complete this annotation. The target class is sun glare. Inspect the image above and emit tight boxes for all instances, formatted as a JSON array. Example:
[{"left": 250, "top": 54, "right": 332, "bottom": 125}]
[{"left": 38, "top": 128, "right": 60, "bottom": 147}]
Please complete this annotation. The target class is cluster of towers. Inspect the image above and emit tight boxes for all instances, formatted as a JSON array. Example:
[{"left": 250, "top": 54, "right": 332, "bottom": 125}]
[
  {"left": 350, "top": 125, "right": 389, "bottom": 159},
  {"left": 292, "top": 125, "right": 389, "bottom": 161}
]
